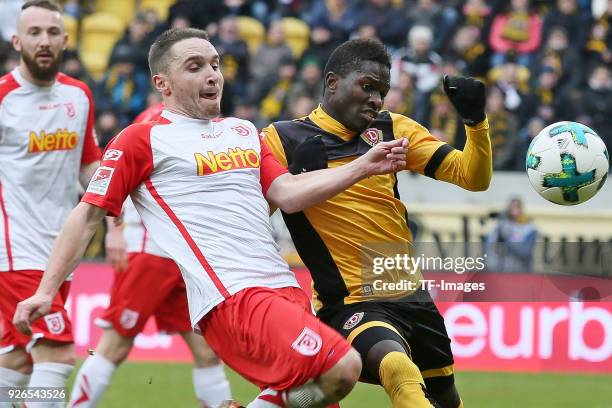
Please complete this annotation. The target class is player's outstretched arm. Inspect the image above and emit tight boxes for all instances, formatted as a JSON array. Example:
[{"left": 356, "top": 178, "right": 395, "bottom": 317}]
[
  {"left": 266, "top": 138, "right": 407, "bottom": 213},
  {"left": 13, "top": 202, "right": 106, "bottom": 335}
]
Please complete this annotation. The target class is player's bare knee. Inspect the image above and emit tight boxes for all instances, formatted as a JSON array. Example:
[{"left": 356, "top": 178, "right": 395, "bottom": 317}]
[
  {"left": 320, "top": 348, "right": 361, "bottom": 400},
  {"left": 0, "top": 348, "right": 33, "bottom": 374},
  {"left": 96, "top": 329, "right": 134, "bottom": 365},
  {"left": 30, "top": 340, "right": 75, "bottom": 366},
  {"left": 192, "top": 348, "right": 220, "bottom": 367}
]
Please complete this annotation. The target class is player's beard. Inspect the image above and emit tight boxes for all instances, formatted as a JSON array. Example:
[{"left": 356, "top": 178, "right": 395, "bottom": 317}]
[{"left": 21, "top": 48, "right": 63, "bottom": 82}]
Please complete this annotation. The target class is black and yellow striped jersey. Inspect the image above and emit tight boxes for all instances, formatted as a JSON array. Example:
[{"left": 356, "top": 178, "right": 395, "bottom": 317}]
[{"left": 263, "top": 105, "right": 491, "bottom": 312}]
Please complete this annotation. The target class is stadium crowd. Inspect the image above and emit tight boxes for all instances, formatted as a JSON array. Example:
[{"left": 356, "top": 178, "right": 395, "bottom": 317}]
[{"left": 1, "top": 0, "right": 610, "bottom": 171}]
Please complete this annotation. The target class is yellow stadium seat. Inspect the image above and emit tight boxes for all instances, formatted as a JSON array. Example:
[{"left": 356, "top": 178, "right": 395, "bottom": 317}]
[
  {"left": 63, "top": 14, "right": 78, "bottom": 50},
  {"left": 236, "top": 16, "right": 265, "bottom": 55},
  {"left": 79, "top": 50, "right": 108, "bottom": 80},
  {"left": 280, "top": 17, "right": 310, "bottom": 59},
  {"left": 139, "top": 0, "right": 175, "bottom": 21},
  {"left": 80, "top": 12, "right": 125, "bottom": 79},
  {"left": 95, "top": 0, "right": 136, "bottom": 24}
]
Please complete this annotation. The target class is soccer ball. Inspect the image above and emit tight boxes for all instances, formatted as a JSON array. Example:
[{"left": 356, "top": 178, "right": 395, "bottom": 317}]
[{"left": 526, "top": 121, "right": 609, "bottom": 205}]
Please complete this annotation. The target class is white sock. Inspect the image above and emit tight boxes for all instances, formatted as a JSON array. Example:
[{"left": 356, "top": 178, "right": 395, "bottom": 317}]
[
  {"left": 0, "top": 367, "right": 31, "bottom": 408},
  {"left": 68, "top": 355, "right": 116, "bottom": 408},
  {"left": 192, "top": 364, "right": 231, "bottom": 407},
  {"left": 27, "top": 362, "right": 73, "bottom": 408}
]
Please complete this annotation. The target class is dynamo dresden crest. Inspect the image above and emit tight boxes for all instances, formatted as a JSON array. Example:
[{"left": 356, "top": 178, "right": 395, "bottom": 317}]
[{"left": 361, "top": 128, "right": 382, "bottom": 146}]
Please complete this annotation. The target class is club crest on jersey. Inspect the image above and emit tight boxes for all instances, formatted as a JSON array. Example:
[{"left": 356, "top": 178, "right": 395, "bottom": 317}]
[
  {"left": 231, "top": 124, "right": 251, "bottom": 137},
  {"left": 103, "top": 149, "right": 123, "bottom": 161},
  {"left": 44, "top": 312, "right": 65, "bottom": 335},
  {"left": 343, "top": 312, "right": 365, "bottom": 330},
  {"left": 120, "top": 309, "right": 139, "bottom": 329},
  {"left": 65, "top": 102, "right": 76, "bottom": 117},
  {"left": 361, "top": 128, "right": 382, "bottom": 146},
  {"left": 291, "top": 327, "right": 322, "bottom": 356},
  {"left": 86, "top": 166, "right": 114, "bottom": 195}
]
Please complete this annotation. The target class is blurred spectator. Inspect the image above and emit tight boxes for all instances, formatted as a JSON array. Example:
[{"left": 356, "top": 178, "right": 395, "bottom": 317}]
[
  {"left": 212, "top": 16, "right": 250, "bottom": 98},
  {"left": 405, "top": 0, "right": 461, "bottom": 53},
  {"left": 515, "top": 116, "right": 545, "bottom": 171},
  {"left": 489, "top": 0, "right": 543, "bottom": 67},
  {"left": 257, "top": 56, "right": 297, "bottom": 123},
  {"left": 301, "top": 0, "right": 359, "bottom": 40},
  {"left": 95, "top": 110, "right": 121, "bottom": 148},
  {"left": 533, "top": 27, "right": 581, "bottom": 92},
  {"left": 300, "top": 23, "right": 342, "bottom": 69},
  {"left": 250, "top": 20, "right": 293, "bottom": 83},
  {"left": 489, "top": 61, "right": 530, "bottom": 114},
  {"left": 233, "top": 99, "right": 260, "bottom": 124},
  {"left": 353, "top": 0, "right": 407, "bottom": 48},
  {"left": 142, "top": 8, "right": 166, "bottom": 41},
  {"left": 461, "top": 0, "right": 493, "bottom": 28},
  {"left": 98, "top": 51, "right": 150, "bottom": 126},
  {"left": 1, "top": 50, "right": 20, "bottom": 76},
  {"left": 485, "top": 197, "right": 538, "bottom": 273},
  {"left": 383, "top": 86, "right": 413, "bottom": 118},
  {"left": 63, "top": 0, "right": 82, "bottom": 20},
  {"left": 444, "top": 24, "right": 490, "bottom": 78},
  {"left": 167, "top": 1, "right": 227, "bottom": 32},
  {"left": 486, "top": 85, "right": 519, "bottom": 170},
  {"left": 287, "top": 57, "right": 323, "bottom": 108},
  {"left": 286, "top": 95, "right": 316, "bottom": 120},
  {"left": 109, "top": 13, "right": 152, "bottom": 72},
  {"left": 0, "top": 0, "right": 24, "bottom": 42},
  {"left": 60, "top": 51, "right": 96, "bottom": 92},
  {"left": 580, "top": 65, "right": 612, "bottom": 149},
  {"left": 542, "top": 0, "right": 591, "bottom": 50},
  {"left": 391, "top": 25, "right": 442, "bottom": 124},
  {"left": 428, "top": 90, "right": 462, "bottom": 147},
  {"left": 583, "top": 2, "right": 612, "bottom": 72},
  {"left": 169, "top": 14, "right": 191, "bottom": 30}
]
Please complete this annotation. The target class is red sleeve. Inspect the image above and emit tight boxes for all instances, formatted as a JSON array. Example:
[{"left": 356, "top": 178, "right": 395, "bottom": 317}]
[
  {"left": 81, "top": 123, "right": 155, "bottom": 216},
  {"left": 259, "top": 132, "right": 288, "bottom": 195},
  {"left": 56, "top": 73, "right": 102, "bottom": 164},
  {"left": 133, "top": 102, "right": 164, "bottom": 124}
]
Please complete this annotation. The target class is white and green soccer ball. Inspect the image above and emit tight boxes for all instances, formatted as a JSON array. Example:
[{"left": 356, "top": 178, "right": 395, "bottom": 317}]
[{"left": 526, "top": 121, "right": 609, "bottom": 205}]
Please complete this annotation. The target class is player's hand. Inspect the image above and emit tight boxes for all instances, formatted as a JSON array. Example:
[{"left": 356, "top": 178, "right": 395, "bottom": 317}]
[
  {"left": 105, "top": 225, "right": 128, "bottom": 272},
  {"left": 288, "top": 135, "right": 328, "bottom": 175},
  {"left": 360, "top": 138, "right": 408, "bottom": 176},
  {"left": 13, "top": 293, "right": 53, "bottom": 336},
  {"left": 443, "top": 75, "right": 486, "bottom": 126}
]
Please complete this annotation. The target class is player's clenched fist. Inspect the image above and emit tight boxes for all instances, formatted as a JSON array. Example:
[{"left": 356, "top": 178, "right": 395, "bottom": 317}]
[
  {"left": 13, "top": 293, "right": 53, "bottom": 336},
  {"left": 358, "top": 138, "right": 408, "bottom": 175},
  {"left": 443, "top": 75, "right": 486, "bottom": 126}
]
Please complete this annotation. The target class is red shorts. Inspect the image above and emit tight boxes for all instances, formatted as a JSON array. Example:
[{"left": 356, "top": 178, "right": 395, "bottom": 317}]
[
  {"left": 97, "top": 253, "right": 191, "bottom": 337},
  {"left": 0, "top": 270, "right": 73, "bottom": 353},
  {"left": 199, "top": 286, "right": 352, "bottom": 391}
]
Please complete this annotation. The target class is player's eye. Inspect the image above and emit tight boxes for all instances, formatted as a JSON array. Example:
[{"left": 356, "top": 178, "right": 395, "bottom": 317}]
[
  {"left": 188, "top": 65, "right": 200, "bottom": 72},
  {"left": 362, "top": 84, "right": 372, "bottom": 93},
  {"left": 212, "top": 64, "right": 220, "bottom": 71}
]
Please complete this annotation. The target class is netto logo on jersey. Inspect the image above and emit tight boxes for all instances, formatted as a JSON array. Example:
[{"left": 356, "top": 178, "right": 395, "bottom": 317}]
[
  {"left": 28, "top": 129, "right": 78, "bottom": 153},
  {"left": 194, "top": 147, "right": 260, "bottom": 176}
]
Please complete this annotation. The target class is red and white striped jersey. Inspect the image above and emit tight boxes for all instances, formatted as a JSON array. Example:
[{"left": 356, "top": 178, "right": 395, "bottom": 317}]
[
  {"left": 0, "top": 68, "right": 100, "bottom": 272},
  {"left": 82, "top": 110, "right": 298, "bottom": 328}
]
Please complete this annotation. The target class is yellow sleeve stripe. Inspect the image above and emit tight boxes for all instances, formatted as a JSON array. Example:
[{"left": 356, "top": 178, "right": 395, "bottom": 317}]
[{"left": 420, "top": 364, "right": 454, "bottom": 379}]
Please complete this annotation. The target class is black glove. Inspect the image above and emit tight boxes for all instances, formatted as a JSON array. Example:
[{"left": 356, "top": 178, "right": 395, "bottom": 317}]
[
  {"left": 288, "top": 135, "right": 328, "bottom": 175},
  {"left": 443, "top": 75, "right": 486, "bottom": 126}
]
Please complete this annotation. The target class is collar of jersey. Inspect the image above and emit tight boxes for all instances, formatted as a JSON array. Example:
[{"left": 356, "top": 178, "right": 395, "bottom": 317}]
[
  {"left": 308, "top": 105, "right": 356, "bottom": 141},
  {"left": 160, "top": 109, "right": 213, "bottom": 129},
  {"left": 12, "top": 67, "right": 55, "bottom": 90}
]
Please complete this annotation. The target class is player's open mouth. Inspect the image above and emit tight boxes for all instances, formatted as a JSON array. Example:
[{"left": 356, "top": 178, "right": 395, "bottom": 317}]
[
  {"left": 361, "top": 110, "right": 378, "bottom": 121},
  {"left": 200, "top": 91, "right": 218, "bottom": 100}
]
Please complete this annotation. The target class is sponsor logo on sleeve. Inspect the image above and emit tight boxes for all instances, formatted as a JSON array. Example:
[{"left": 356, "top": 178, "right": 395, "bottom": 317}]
[
  {"left": 291, "top": 327, "right": 322, "bottom": 356},
  {"left": 44, "top": 312, "right": 65, "bottom": 335},
  {"left": 103, "top": 149, "right": 123, "bottom": 161},
  {"left": 86, "top": 166, "right": 114, "bottom": 195}
]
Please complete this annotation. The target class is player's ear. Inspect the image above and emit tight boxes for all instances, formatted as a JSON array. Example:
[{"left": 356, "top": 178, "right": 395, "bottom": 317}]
[
  {"left": 152, "top": 73, "right": 171, "bottom": 96},
  {"left": 12, "top": 34, "right": 22, "bottom": 53},
  {"left": 325, "top": 72, "right": 338, "bottom": 94}
]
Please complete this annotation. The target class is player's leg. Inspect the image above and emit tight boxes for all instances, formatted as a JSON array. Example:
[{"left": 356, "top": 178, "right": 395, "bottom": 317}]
[
  {"left": 156, "top": 260, "right": 232, "bottom": 407},
  {"left": 0, "top": 271, "right": 74, "bottom": 408},
  {"left": 199, "top": 286, "right": 361, "bottom": 407},
  {"left": 0, "top": 347, "right": 32, "bottom": 408},
  {"left": 406, "top": 294, "right": 461, "bottom": 408},
  {"left": 180, "top": 331, "right": 232, "bottom": 407},
  {"left": 69, "top": 253, "right": 176, "bottom": 407}
]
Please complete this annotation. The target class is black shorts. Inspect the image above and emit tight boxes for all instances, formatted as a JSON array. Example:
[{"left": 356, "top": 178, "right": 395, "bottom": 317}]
[{"left": 317, "top": 289, "right": 454, "bottom": 391}]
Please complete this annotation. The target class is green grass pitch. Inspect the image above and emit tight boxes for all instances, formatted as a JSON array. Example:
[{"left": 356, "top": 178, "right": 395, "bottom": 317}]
[{"left": 71, "top": 361, "right": 612, "bottom": 407}]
